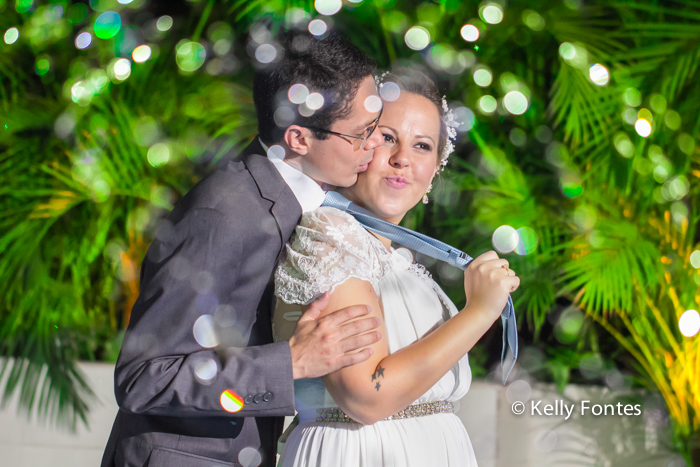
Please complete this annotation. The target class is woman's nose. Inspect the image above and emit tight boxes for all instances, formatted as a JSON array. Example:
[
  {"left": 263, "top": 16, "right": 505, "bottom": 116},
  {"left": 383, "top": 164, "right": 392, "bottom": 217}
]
[{"left": 389, "top": 148, "right": 410, "bottom": 168}]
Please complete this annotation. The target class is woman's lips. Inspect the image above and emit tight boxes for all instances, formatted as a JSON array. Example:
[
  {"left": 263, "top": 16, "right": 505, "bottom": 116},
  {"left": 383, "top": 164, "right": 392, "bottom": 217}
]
[
  {"left": 384, "top": 176, "right": 409, "bottom": 189},
  {"left": 359, "top": 163, "right": 369, "bottom": 172}
]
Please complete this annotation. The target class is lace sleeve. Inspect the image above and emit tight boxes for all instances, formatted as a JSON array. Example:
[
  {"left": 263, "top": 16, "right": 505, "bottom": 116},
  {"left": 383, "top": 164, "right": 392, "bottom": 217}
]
[{"left": 275, "top": 206, "right": 389, "bottom": 305}]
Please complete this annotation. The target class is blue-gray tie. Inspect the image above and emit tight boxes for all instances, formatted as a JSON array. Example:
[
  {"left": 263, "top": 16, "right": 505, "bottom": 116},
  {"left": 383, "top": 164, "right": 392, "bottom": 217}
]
[{"left": 323, "top": 191, "right": 518, "bottom": 385}]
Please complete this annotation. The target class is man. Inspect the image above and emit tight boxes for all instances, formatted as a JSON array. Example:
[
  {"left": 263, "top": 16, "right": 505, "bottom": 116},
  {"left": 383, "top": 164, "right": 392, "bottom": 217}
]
[{"left": 101, "top": 30, "right": 385, "bottom": 467}]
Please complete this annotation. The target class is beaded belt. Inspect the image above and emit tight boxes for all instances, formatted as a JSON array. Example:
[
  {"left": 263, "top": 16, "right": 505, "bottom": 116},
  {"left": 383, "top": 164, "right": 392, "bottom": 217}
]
[{"left": 316, "top": 400, "right": 454, "bottom": 423}]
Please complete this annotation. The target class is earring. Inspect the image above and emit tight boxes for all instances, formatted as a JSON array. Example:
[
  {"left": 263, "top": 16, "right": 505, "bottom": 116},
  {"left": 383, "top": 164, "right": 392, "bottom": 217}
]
[{"left": 422, "top": 183, "right": 433, "bottom": 204}]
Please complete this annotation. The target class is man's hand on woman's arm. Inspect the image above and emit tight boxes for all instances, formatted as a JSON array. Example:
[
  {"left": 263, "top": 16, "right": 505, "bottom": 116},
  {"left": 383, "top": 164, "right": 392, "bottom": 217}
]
[{"left": 288, "top": 292, "right": 383, "bottom": 380}]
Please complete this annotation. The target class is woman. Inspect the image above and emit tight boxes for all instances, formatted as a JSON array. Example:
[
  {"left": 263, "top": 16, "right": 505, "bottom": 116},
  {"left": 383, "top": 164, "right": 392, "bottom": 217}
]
[{"left": 273, "top": 69, "right": 520, "bottom": 466}]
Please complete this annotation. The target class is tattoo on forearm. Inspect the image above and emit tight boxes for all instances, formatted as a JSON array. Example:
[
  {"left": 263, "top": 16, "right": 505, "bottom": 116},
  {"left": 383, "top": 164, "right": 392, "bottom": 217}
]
[{"left": 371, "top": 365, "right": 385, "bottom": 391}]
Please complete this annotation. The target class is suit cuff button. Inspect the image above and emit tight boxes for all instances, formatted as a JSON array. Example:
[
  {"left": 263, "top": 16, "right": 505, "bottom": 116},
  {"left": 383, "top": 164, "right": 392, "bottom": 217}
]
[
  {"left": 244, "top": 395, "right": 254, "bottom": 404},
  {"left": 263, "top": 392, "right": 273, "bottom": 402},
  {"left": 253, "top": 394, "right": 263, "bottom": 404}
]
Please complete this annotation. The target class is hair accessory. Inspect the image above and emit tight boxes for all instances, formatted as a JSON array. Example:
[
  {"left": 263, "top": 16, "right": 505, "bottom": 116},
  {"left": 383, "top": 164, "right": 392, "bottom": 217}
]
[{"left": 440, "top": 96, "right": 460, "bottom": 171}]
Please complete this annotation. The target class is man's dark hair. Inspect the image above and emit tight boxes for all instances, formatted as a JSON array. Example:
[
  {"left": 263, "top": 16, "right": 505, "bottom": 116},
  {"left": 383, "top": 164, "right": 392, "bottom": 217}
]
[{"left": 253, "top": 31, "right": 376, "bottom": 145}]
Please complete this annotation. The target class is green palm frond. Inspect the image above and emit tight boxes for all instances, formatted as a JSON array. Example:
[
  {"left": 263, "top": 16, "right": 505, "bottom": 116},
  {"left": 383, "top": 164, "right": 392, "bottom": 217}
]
[{"left": 548, "top": 64, "right": 621, "bottom": 149}]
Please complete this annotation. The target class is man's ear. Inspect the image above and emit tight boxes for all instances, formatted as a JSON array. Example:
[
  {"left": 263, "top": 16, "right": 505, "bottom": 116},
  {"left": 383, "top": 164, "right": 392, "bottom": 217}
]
[{"left": 284, "top": 125, "right": 311, "bottom": 156}]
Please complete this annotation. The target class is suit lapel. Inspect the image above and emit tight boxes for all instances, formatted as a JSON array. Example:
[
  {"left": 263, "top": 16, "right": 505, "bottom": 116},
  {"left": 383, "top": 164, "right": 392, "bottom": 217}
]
[{"left": 239, "top": 139, "right": 303, "bottom": 247}]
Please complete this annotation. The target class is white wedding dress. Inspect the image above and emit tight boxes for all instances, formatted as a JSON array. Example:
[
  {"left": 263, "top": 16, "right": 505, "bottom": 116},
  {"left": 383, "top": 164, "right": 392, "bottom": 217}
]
[{"left": 273, "top": 206, "right": 478, "bottom": 467}]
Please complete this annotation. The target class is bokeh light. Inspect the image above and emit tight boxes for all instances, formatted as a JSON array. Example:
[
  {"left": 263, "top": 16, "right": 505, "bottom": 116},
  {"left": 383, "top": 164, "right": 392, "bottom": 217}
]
[
  {"left": 176, "top": 41, "right": 206, "bottom": 71},
  {"left": 308, "top": 19, "right": 328, "bottom": 36},
  {"left": 678, "top": 133, "right": 695, "bottom": 156},
  {"left": 522, "top": 10, "right": 545, "bottom": 31},
  {"left": 298, "top": 102, "right": 314, "bottom": 117},
  {"left": 664, "top": 110, "right": 681, "bottom": 130},
  {"left": 55, "top": 112, "right": 76, "bottom": 138},
  {"left": 454, "top": 107, "right": 475, "bottom": 132},
  {"left": 555, "top": 307, "right": 584, "bottom": 344},
  {"left": 193, "top": 314, "right": 219, "bottom": 348},
  {"left": 460, "top": 24, "right": 479, "bottom": 42},
  {"left": 364, "top": 95, "right": 382, "bottom": 113},
  {"left": 274, "top": 107, "right": 295, "bottom": 127},
  {"left": 428, "top": 44, "right": 473, "bottom": 75},
  {"left": 156, "top": 15, "right": 173, "bottom": 32},
  {"left": 71, "top": 81, "right": 95, "bottom": 106},
  {"left": 678, "top": 310, "right": 700, "bottom": 338},
  {"left": 88, "top": 68, "right": 109, "bottom": 92},
  {"left": 499, "top": 72, "right": 519, "bottom": 92},
  {"left": 213, "top": 39, "right": 232, "bottom": 57},
  {"left": 15, "top": 0, "right": 33, "bottom": 13},
  {"left": 132, "top": 45, "right": 152, "bottom": 63},
  {"left": 664, "top": 175, "right": 689, "bottom": 201},
  {"left": 315, "top": 0, "right": 342, "bottom": 16},
  {"left": 379, "top": 82, "right": 400, "bottom": 101},
  {"left": 559, "top": 42, "right": 575, "bottom": 60},
  {"left": 147, "top": 143, "right": 170, "bottom": 167},
  {"left": 638, "top": 108, "right": 653, "bottom": 124},
  {"left": 306, "top": 92, "right": 324, "bottom": 110},
  {"left": 250, "top": 24, "right": 271, "bottom": 44},
  {"left": 4, "top": 27, "right": 19, "bottom": 45},
  {"left": 589, "top": 63, "right": 609, "bottom": 86},
  {"left": 75, "top": 32, "right": 92, "bottom": 49},
  {"left": 492, "top": 225, "right": 519, "bottom": 253},
  {"left": 267, "top": 145, "right": 286, "bottom": 161},
  {"left": 286, "top": 8, "right": 310, "bottom": 27},
  {"left": 478, "top": 95, "right": 497, "bottom": 114},
  {"left": 623, "top": 87, "right": 642, "bottom": 107},
  {"left": 112, "top": 58, "right": 131, "bottom": 81},
  {"left": 690, "top": 250, "right": 700, "bottom": 269},
  {"left": 560, "top": 172, "right": 583, "bottom": 198},
  {"left": 622, "top": 108, "right": 637, "bottom": 125},
  {"left": 509, "top": 128, "right": 526, "bottom": 146},
  {"left": 94, "top": 11, "right": 122, "bottom": 40},
  {"left": 515, "top": 227, "right": 538, "bottom": 255},
  {"left": 505, "top": 379, "right": 532, "bottom": 404},
  {"left": 238, "top": 447, "right": 263, "bottom": 467},
  {"left": 480, "top": 3, "right": 504, "bottom": 24},
  {"left": 503, "top": 91, "right": 528, "bottom": 115},
  {"left": 613, "top": 133, "right": 634, "bottom": 158},
  {"left": 194, "top": 358, "right": 218, "bottom": 383},
  {"left": 650, "top": 94, "right": 667, "bottom": 114},
  {"left": 36, "top": 58, "right": 50, "bottom": 76},
  {"left": 473, "top": 68, "right": 493, "bottom": 87},
  {"left": 634, "top": 118, "right": 652, "bottom": 137},
  {"left": 255, "top": 43, "right": 277, "bottom": 63},
  {"left": 288, "top": 84, "right": 309, "bottom": 104},
  {"left": 220, "top": 389, "right": 244, "bottom": 413},
  {"left": 536, "top": 126, "right": 553, "bottom": 143},
  {"left": 404, "top": 26, "right": 430, "bottom": 51}
]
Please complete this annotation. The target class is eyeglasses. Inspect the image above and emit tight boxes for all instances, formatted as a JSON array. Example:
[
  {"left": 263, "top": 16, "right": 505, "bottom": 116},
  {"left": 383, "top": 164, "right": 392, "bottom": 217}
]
[{"left": 300, "top": 108, "right": 383, "bottom": 151}]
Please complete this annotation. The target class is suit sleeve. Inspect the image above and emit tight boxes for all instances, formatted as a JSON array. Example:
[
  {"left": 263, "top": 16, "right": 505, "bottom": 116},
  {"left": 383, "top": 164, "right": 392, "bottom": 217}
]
[{"left": 114, "top": 207, "right": 296, "bottom": 418}]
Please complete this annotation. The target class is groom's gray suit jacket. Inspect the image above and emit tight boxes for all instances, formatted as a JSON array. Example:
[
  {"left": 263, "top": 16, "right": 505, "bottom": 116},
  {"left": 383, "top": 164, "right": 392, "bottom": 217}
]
[{"left": 101, "top": 139, "right": 302, "bottom": 467}]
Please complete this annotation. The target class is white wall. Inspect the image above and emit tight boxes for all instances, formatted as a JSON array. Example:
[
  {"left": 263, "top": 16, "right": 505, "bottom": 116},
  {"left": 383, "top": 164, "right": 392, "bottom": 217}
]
[{"left": 0, "top": 362, "right": 686, "bottom": 467}]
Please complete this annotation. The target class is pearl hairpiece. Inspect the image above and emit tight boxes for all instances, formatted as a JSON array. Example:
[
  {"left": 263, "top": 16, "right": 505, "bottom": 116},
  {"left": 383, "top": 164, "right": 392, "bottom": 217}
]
[{"left": 375, "top": 72, "right": 460, "bottom": 171}]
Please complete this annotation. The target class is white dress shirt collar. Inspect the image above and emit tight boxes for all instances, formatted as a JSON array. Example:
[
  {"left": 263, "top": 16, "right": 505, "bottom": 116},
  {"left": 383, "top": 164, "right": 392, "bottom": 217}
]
[{"left": 259, "top": 138, "right": 326, "bottom": 213}]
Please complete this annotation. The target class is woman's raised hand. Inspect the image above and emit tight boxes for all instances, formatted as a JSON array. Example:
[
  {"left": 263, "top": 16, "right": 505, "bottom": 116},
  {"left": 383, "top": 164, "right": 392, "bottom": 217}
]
[{"left": 462, "top": 251, "right": 520, "bottom": 323}]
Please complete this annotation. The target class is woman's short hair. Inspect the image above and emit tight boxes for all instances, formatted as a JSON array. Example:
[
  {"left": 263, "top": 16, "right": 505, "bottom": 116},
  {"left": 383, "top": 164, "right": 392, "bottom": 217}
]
[
  {"left": 253, "top": 31, "right": 376, "bottom": 145},
  {"left": 380, "top": 68, "right": 447, "bottom": 160}
]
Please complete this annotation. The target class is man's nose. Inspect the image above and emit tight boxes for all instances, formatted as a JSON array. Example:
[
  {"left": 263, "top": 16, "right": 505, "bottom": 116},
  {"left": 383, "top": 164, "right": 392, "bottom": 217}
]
[{"left": 363, "top": 127, "right": 385, "bottom": 151}]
